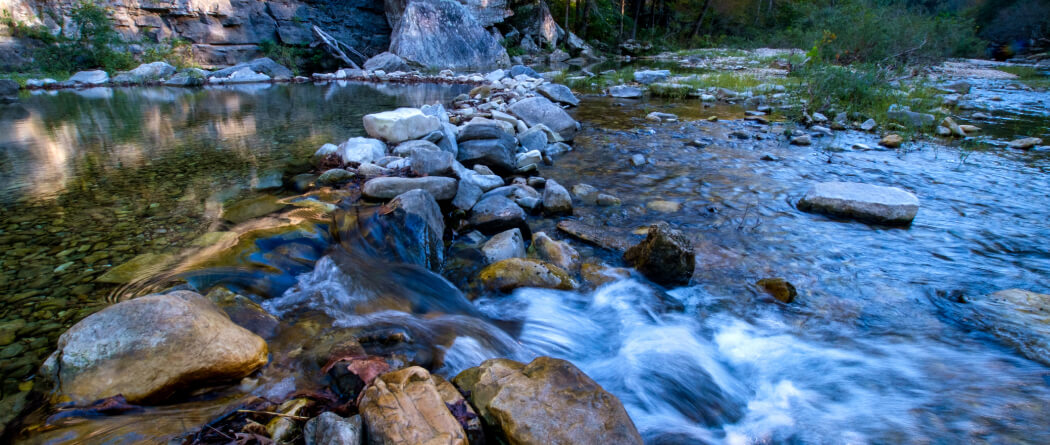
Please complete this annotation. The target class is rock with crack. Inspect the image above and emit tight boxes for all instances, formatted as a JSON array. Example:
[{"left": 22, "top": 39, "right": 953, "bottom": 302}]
[{"left": 359, "top": 366, "right": 468, "bottom": 445}]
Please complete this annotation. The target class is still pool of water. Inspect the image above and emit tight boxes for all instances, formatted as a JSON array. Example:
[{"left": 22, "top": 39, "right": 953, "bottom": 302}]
[
  {"left": 0, "top": 81, "right": 468, "bottom": 398},
  {"left": 3, "top": 79, "right": 1050, "bottom": 444}
]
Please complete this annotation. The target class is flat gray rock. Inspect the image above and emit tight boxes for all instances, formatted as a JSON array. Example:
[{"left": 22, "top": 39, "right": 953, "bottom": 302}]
[
  {"left": 798, "top": 182, "right": 919, "bottom": 225},
  {"left": 362, "top": 176, "right": 457, "bottom": 200}
]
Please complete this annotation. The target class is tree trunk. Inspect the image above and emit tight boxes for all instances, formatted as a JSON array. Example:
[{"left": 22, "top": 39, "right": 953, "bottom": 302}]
[
  {"left": 619, "top": 0, "right": 625, "bottom": 38},
  {"left": 690, "top": 0, "right": 712, "bottom": 39},
  {"left": 580, "top": 0, "right": 593, "bottom": 39},
  {"left": 565, "top": 0, "right": 571, "bottom": 34},
  {"left": 631, "top": 0, "right": 642, "bottom": 39}
]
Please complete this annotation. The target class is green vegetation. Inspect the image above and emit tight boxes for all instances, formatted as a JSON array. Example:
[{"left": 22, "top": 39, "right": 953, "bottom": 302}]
[
  {"left": 996, "top": 65, "right": 1050, "bottom": 89},
  {"left": 788, "top": 64, "right": 944, "bottom": 128},
  {"left": 258, "top": 40, "right": 331, "bottom": 76},
  {"left": 1, "top": 3, "right": 194, "bottom": 76}
]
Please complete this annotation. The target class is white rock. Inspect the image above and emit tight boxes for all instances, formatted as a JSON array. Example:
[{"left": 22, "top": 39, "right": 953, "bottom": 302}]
[
  {"left": 364, "top": 108, "right": 442, "bottom": 143},
  {"left": 482, "top": 228, "right": 525, "bottom": 263},
  {"left": 798, "top": 182, "right": 919, "bottom": 225},
  {"left": 68, "top": 70, "right": 109, "bottom": 85},
  {"left": 338, "top": 137, "right": 387, "bottom": 164}
]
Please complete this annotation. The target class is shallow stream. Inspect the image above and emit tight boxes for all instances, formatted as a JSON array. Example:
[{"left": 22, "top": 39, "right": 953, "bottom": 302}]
[{"left": 2, "top": 74, "right": 1050, "bottom": 443}]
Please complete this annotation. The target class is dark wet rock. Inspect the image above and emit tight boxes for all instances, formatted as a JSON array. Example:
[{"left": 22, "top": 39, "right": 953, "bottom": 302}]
[
  {"left": 633, "top": 70, "right": 669, "bottom": 84},
  {"left": 508, "top": 97, "right": 579, "bottom": 141},
  {"left": 0, "top": 79, "right": 19, "bottom": 102},
  {"left": 757, "top": 278, "right": 797, "bottom": 303},
  {"left": 40, "top": 290, "right": 268, "bottom": 404},
  {"left": 537, "top": 83, "right": 580, "bottom": 106},
  {"left": 542, "top": 179, "right": 572, "bottom": 215},
  {"left": 798, "top": 181, "right": 919, "bottom": 225},
  {"left": 207, "top": 287, "right": 280, "bottom": 338},
  {"left": 518, "top": 126, "right": 550, "bottom": 152},
  {"left": 596, "top": 193, "right": 621, "bottom": 206},
  {"left": 408, "top": 146, "right": 455, "bottom": 177},
  {"left": 164, "top": 68, "right": 207, "bottom": 87},
  {"left": 453, "top": 178, "right": 484, "bottom": 210},
  {"left": 389, "top": 0, "right": 509, "bottom": 70},
  {"left": 624, "top": 222, "right": 695, "bottom": 286},
  {"left": 209, "top": 57, "right": 293, "bottom": 80},
  {"left": 456, "top": 124, "right": 517, "bottom": 172},
  {"left": 364, "top": 51, "right": 412, "bottom": 72},
  {"left": 317, "top": 168, "right": 356, "bottom": 186},
  {"left": 390, "top": 189, "right": 445, "bottom": 251},
  {"left": 886, "top": 104, "right": 935, "bottom": 128},
  {"left": 478, "top": 258, "right": 577, "bottom": 292},
  {"left": 364, "top": 108, "right": 442, "bottom": 144},
  {"left": 556, "top": 220, "right": 637, "bottom": 251},
  {"left": 431, "top": 373, "right": 485, "bottom": 443},
  {"left": 304, "top": 412, "right": 363, "bottom": 445},
  {"left": 453, "top": 357, "right": 642, "bottom": 445},
  {"left": 362, "top": 176, "right": 458, "bottom": 200},
  {"left": 482, "top": 228, "right": 525, "bottom": 263},
  {"left": 571, "top": 183, "right": 600, "bottom": 204},
  {"left": 469, "top": 195, "right": 526, "bottom": 233}
]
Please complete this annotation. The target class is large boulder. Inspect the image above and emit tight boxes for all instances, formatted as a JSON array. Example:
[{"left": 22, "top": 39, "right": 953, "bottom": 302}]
[
  {"left": 797, "top": 181, "right": 920, "bottom": 225},
  {"left": 478, "top": 258, "right": 577, "bottom": 292},
  {"left": 360, "top": 366, "right": 468, "bottom": 445},
  {"left": 336, "top": 137, "right": 388, "bottom": 165},
  {"left": 453, "top": 357, "right": 642, "bottom": 445},
  {"left": 507, "top": 97, "right": 579, "bottom": 141},
  {"left": 623, "top": 222, "right": 695, "bottom": 286},
  {"left": 40, "top": 291, "right": 268, "bottom": 404},
  {"left": 364, "top": 51, "right": 412, "bottom": 72},
  {"left": 112, "top": 61, "right": 178, "bottom": 84},
  {"left": 362, "top": 176, "right": 458, "bottom": 200},
  {"left": 456, "top": 123, "right": 517, "bottom": 172},
  {"left": 389, "top": 0, "right": 510, "bottom": 70},
  {"left": 390, "top": 189, "right": 445, "bottom": 247},
  {"left": 506, "top": 0, "right": 560, "bottom": 46},
  {"left": 537, "top": 83, "right": 579, "bottom": 106},
  {"left": 66, "top": 70, "right": 109, "bottom": 86},
  {"left": 364, "top": 108, "right": 442, "bottom": 144},
  {"left": 208, "top": 57, "right": 293, "bottom": 80}
]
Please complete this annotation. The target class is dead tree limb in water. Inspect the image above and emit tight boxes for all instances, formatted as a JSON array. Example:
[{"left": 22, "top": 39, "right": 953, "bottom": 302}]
[{"left": 313, "top": 25, "right": 362, "bottom": 69}]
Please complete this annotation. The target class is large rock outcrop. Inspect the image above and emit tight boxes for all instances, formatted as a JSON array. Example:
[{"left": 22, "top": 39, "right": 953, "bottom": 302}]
[
  {"left": 453, "top": 357, "right": 643, "bottom": 445},
  {"left": 388, "top": 0, "right": 509, "bottom": 70},
  {"left": 3, "top": 0, "right": 391, "bottom": 67},
  {"left": 40, "top": 290, "right": 268, "bottom": 404}
]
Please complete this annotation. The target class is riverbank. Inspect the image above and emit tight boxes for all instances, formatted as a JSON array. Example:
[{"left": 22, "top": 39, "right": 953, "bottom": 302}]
[{"left": 2, "top": 49, "right": 1050, "bottom": 443}]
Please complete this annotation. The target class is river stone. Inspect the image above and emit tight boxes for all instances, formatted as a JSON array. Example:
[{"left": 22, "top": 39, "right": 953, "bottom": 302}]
[
  {"left": 797, "top": 181, "right": 919, "bottom": 225},
  {"left": 509, "top": 64, "right": 540, "bottom": 79},
  {"left": 359, "top": 366, "right": 467, "bottom": 445},
  {"left": 338, "top": 137, "right": 387, "bottom": 164},
  {"left": 557, "top": 221, "right": 636, "bottom": 251},
  {"left": 633, "top": 69, "right": 670, "bottom": 84},
  {"left": 508, "top": 97, "right": 579, "bottom": 141},
  {"left": 66, "top": 70, "right": 109, "bottom": 85},
  {"left": 364, "top": 108, "right": 442, "bottom": 144},
  {"left": 886, "top": 104, "right": 935, "bottom": 128},
  {"left": 879, "top": 134, "right": 904, "bottom": 148},
  {"left": 1008, "top": 137, "right": 1043, "bottom": 150},
  {"left": 209, "top": 58, "right": 293, "bottom": 80},
  {"left": 453, "top": 177, "right": 484, "bottom": 210},
  {"left": 304, "top": 412, "right": 363, "bottom": 445},
  {"left": 362, "top": 176, "right": 457, "bottom": 200},
  {"left": 391, "top": 189, "right": 445, "bottom": 244},
  {"left": 40, "top": 290, "right": 268, "bottom": 404},
  {"left": 966, "top": 289, "right": 1050, "bottom": 366},
  {"left": 542, "top": 179, "right": 572, "bottom": 215},
  {"left": 164, "top": 68, "right": 207, "bottom": 87},
  {"left": 389, "top": 0, "right": 509, "bottom": 70},
  {"left": 517, "top": 126, "right": 549, "bottom": 152},
  {"left": 482, "top": 228, "right": 525, "bottom": 263},
  {"left": 408, "top": 146, "right": 455, "bottom": 176},
  {"left": 478, "top": 258, "right": 577, "bottom": 292},
  {"left": 456, "top": 123, "right": 517, "bottom": 172},
  {"left": 529, "top": 232, "right": 580, "bottom": 272},
  {"left": 608, "top": 85, "right": 644, "bottom": 98},
  {"left": 537, "top": 83, "right": 580, "bottom": 106},
  {"left": 860, "top": 119, "right": 877, "bottom": 131},
  {"left": 453, "top": 356, "right": 642, "bottom": 445},
  {"left": 757, "top": 278, "right": 797, "bottom": 303},
  {"left": 317, "top": 168, "right": 356, "bottom": 186},
  {"left": 364, "top": 51, "right": 412, "bottom": 72},
  {"left": 469, "top": 195, "right": 526, "bottom": 233},
  {"left": 624, "top": 222, "right": 695, "bottom": 286}
]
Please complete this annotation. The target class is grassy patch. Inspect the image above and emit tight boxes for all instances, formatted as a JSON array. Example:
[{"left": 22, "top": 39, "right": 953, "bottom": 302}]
[{"left": 996, "top": 65, "right": 1050, "bottom": 89}]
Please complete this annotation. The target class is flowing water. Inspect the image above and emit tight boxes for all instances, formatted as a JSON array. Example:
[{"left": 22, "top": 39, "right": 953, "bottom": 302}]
[{"left": 3, "top": 73, "right": 1050, "bottom": 444}]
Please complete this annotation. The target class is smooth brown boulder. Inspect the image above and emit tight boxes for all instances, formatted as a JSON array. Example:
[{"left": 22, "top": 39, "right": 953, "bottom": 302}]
[
  {"left": 757, "top": 278, "right": 798, "bottom": 303},
  {"left": 478, "top": 258, "right": 578, "bottom": 292},
  {"left": 453, "top": 357, "right": 642, "bottom": 445},
  {"left": 359, "top": 366, "right": 467, "bottom": 445},
  {"left": 40, "top": 290, "right": 268, "bottom": 404},
  {"left": 623, "top": 222, "right": 695, "bottom": 286}
]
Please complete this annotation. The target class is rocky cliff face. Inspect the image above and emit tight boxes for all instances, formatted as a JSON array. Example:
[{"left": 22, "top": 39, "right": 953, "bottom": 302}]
[{"left": 2, "top": 0, "right": 391, "bottom": 67}]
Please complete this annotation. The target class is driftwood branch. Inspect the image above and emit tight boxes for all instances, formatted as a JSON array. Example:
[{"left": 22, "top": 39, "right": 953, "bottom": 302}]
[{"left": 313, "top": 25, "right": 361, "bottom": 69}]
